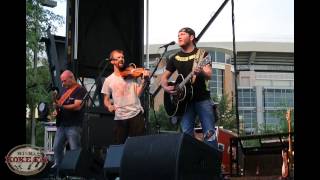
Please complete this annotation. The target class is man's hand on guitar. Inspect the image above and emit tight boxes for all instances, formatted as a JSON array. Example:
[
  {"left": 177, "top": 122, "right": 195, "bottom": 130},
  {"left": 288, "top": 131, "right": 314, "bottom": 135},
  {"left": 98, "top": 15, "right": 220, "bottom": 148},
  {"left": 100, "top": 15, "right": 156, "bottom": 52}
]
[
  {"left": 54, "top": 102, "right": 63, "bottom": 109},
  {"left": 52, "top": 101, "right": 59, "bottom": 108},
  {"left": 193, "top": 67, "right": 202, "bottom": 75},
  {"left": 163, "top": 85, "right": 176, "bottom": 94}
]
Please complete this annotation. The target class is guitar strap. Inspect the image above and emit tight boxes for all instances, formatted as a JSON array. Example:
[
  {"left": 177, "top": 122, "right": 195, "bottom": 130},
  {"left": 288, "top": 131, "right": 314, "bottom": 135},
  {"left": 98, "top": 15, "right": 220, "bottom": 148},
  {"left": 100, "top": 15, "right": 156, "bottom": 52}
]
[
  {"left": 191, "top": 48, "right": 206, "bottom": 84},
  {"left": 57, "top": 83, "right": 81, "bottom": 106},
  {"left": 54, "top": 84, "right": 81, "bottom": 126}
]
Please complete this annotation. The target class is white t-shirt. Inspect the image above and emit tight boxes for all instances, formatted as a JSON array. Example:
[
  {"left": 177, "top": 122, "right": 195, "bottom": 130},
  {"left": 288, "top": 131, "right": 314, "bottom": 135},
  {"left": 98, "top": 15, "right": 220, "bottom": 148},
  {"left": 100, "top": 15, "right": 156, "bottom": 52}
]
[{"left": 101, "top": 73, "right": 143, "bottom": 120}]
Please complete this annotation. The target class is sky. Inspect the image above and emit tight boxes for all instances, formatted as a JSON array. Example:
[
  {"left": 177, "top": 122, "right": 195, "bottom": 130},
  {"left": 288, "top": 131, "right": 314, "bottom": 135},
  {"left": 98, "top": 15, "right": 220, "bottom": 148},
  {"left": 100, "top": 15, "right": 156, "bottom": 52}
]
[{"left": 48, "top": 0, "right": 294, "bottom": 44}]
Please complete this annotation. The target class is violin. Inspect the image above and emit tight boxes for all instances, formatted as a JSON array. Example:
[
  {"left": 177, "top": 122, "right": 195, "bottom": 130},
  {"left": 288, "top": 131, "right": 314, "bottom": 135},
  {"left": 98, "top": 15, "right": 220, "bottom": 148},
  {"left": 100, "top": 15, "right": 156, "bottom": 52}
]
[{"left": 119, "top": 65, "right": 147, "bottom": 78}]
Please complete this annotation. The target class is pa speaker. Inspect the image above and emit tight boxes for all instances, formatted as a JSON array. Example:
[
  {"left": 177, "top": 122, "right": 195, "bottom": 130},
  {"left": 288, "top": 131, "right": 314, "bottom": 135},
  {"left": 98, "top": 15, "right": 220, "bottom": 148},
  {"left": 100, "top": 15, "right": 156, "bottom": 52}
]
[
  {"left": 104, "top": 144, "right": 124, "bottom": 180},
  {"left": 59, "top": 148, "right": 93, "bottom": 177},
  {"left": 120, "top": 133, "right": 222, "bottom": 180},
  {"left": 82, "top": 111, "right": 115, "bottom": 149}
]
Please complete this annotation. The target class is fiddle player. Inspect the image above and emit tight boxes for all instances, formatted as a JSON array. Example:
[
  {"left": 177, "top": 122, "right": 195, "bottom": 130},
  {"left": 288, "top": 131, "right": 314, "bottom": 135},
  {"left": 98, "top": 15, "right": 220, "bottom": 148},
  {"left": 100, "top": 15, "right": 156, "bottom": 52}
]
[{"left": 101, "top": 49, "right": 150, "bottom": 144}]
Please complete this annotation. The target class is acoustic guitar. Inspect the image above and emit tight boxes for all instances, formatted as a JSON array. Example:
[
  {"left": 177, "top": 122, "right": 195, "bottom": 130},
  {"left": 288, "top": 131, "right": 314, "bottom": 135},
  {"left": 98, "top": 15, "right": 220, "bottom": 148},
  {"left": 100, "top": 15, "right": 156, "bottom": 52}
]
[{"left": 164, "top": 53, "right": 211, "bottom": 117}]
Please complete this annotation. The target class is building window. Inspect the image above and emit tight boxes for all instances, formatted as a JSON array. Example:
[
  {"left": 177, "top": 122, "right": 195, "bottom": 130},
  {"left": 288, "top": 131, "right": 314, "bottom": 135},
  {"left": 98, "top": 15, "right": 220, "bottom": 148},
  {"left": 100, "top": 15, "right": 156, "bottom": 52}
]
[
  {"left": 239, "top": 109, "right": 257, "bottom": 134},
  {"left": 264, "top": 89, "right": 294, "bottom": 107},
  {"left": 264, "top": 110, "right": 282, "bottom": 131},
  {"left": 216, "top": 52, "right": 225, "bottom": 63},
  {"left": 238, "top": 88, "right": 256, "bottom": 107},
  {"left": 238, "top": 88, "right": 257, "bottom": 134},
  {"left": 209, "top": 69, "right": 224, "bottom": 98},
  {"left": 263, "top": 88, "right": 294, "bottom": 132},
  {"left": 209, "top": 51, "right": 215, "bottom": 62},
  {"left": 209, "top": 51, "right": 228, "bottom": 64},
  {"left": 226, "top": 54, "right": 231, "bottom": 64}
]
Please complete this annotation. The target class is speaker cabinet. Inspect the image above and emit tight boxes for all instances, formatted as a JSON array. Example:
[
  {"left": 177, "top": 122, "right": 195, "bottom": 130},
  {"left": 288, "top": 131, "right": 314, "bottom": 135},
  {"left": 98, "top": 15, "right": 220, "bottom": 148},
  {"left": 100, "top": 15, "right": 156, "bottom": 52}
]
[
  {"left": 82, "top": 111, "right": 115, "bottom": 149},
  {"left": 104, "top": 144, "right": 124, "bottom": 180},
  {"left": 59, "top": 149, "right": 93, "bottom": 177},
  {"left": 120, "top": 133, "right": 222, "bottom": 180}
]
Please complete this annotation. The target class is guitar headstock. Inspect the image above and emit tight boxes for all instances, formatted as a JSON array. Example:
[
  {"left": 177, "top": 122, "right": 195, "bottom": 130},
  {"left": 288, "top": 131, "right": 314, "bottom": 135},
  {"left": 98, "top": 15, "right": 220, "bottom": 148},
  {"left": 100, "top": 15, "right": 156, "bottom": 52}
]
[
  {"left": 52, "top": 90, "right": 59, "bottom": 101},
  {"left": 199, "top": 53, "right": 212, "bottom": 68},
  {"left": 285, "top": 108, "right": 291, "bottom": 122}
]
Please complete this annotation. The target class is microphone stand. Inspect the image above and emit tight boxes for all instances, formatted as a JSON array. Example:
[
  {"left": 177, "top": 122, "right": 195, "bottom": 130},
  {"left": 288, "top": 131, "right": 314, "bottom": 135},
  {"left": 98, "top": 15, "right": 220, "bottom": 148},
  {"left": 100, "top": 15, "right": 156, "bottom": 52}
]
[
  {"left": 140, "top": 46, "right": 170, "bottom": 134},
  {"left": 80, "top": 60, "right": 111, "bottom": 107},
  {"left": 81, "top": 59, "right": 111, "bottom": 151}
]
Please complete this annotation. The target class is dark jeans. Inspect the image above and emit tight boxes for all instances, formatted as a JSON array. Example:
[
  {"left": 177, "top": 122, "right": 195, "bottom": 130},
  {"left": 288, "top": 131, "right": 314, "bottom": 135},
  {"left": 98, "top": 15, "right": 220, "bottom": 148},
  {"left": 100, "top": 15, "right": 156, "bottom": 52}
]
[{"left": 113, "top": 112, "right": 145, "bottom": 144}]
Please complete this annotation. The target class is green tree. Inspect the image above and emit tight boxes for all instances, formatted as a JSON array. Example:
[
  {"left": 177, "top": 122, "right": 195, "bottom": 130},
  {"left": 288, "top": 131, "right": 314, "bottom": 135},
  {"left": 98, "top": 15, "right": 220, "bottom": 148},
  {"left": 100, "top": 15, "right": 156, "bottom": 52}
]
[
  {"left": 148, "top": 105, "right": 179, "bottom": 133},
  {"left": 258, "top": 108, "right": 294, "bottom": 134},
  {"left": 213, "top": 94, "right": 237, "bottom": 133},
  {"left": 26, "top": 0, "right": 64, "bottom": 146}
]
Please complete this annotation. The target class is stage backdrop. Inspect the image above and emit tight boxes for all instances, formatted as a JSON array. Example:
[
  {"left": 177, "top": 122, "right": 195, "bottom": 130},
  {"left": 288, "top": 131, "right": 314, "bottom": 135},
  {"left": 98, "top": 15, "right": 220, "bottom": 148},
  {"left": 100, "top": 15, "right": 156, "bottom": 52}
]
[{"left": 67, "top": 0, "right": 144, "bottom": 78}]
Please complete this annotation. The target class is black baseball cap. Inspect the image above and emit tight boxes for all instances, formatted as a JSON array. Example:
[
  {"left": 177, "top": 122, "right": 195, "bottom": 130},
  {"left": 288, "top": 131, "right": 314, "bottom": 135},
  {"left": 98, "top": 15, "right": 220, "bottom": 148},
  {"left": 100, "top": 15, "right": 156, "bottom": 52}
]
[{"left": 179, "top": 27, "right": 196, "bottom": 37}]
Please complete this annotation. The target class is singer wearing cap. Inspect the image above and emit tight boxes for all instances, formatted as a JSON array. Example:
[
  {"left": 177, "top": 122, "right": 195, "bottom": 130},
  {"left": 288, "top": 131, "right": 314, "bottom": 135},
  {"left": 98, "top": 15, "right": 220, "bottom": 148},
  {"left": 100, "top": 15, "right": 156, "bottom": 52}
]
[{"left": 161, "top": 27, "right": 218, "bottom": 149}]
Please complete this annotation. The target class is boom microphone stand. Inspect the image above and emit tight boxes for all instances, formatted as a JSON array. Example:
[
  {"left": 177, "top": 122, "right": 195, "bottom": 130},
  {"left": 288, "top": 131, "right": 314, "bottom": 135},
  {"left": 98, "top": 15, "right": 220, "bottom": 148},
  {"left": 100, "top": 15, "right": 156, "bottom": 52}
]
[
  {"left": 81, "top": 59, "right": 111, "bottom": 107},
  {"left": 81, "top": 59, "right": 111, "bottom": 151},
  {"left": 141, "top": 45, "right": 171, "bottom": 134}
]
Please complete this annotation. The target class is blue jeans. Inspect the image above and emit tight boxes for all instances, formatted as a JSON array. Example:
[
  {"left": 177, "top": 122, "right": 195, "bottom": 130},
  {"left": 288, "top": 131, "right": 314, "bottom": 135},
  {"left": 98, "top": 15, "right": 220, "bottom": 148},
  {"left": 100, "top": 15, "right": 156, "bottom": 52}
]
[
  {"left": 53, "top": 126, "right": 82, "bottom": 167},
  {"left": 181, "top": 99, "right": 218, "bottom": 149}
]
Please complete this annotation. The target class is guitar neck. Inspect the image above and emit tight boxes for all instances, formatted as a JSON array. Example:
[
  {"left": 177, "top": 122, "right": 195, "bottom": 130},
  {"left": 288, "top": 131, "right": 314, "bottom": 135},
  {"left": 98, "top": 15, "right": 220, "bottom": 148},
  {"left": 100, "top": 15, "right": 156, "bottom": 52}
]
[
  {"left": 286, "top": 108, "right": 294, "bottom": 165},
  {"left": 177, "top": 52, "right": 210, "bottom": 89},
  {"left": 178, "top": 72, "right": 193, "bottom": 89}
]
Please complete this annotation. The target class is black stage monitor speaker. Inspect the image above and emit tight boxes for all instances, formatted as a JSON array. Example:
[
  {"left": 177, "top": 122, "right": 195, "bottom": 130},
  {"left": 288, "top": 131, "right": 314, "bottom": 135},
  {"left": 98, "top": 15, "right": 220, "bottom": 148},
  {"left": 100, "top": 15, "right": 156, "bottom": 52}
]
[
  {"left": 120, "top": 133, "right": 222, "bottom": 180},
  {"left": 104, "top": 144, "right": 124, "bottom": 180},
  {"left": 82, "top": 111, "right": 115, "bottom": 149},
  {"left": 59, "top": 148, "right": 94, "bottom": 178}
]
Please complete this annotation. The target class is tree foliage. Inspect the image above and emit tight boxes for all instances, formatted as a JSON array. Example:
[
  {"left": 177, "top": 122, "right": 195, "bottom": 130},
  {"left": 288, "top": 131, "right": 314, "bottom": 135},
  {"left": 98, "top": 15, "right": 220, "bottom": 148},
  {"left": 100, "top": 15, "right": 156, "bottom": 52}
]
[
  {"left": 26, "top": 0, "right": 64, "bottom": 145},
  {"left": 26, "top": 0, "right": 64, "bottom": 107},
  {"left": 26, "top": 0, "right": 64, "bottom": 59},
  {"left": 213, "top": 94, "right": 237, "bottom": 133},
  {"left": 258, "top": 108, "right": 294, "bottom": 134},
  {"left": 148, "top": 105, "right": 179, "bottom": 133}
]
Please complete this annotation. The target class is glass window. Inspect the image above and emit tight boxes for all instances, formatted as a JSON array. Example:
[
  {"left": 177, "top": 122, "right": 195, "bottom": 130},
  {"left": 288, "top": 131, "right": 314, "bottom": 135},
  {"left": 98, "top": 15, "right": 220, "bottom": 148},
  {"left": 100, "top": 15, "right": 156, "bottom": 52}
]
[
  {"left": 264, "top": 110, "right": 282, "bottom": 131},
  {"left": 238, "top": 88, "right": 256, "bottom": 107},
  {"left": 239, "top": 109, "right": 257, "bottom": 132},
  {"left": 210, "top": 69, "right": 224, "bottom": 98},
  {"left": 226, "top": 54, "right": 231, "bottom": 64},
  {"left": 264, "top": 88, "right": 294, "bottom": 107},
  {"left": 209, "top": 52, "right": 216, "bottom": 62},
  {"left": 216, "top": 52, "right": 225, "bottom": 63}
]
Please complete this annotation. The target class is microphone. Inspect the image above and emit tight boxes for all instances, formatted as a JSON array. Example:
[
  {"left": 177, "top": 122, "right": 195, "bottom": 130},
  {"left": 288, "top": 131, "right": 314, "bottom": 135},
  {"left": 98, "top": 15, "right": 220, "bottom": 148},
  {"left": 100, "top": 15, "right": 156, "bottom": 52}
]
[
  {"left": 159, "top": 41, "right": 175, "bottom": 48},
  {"left": 105, "top": 58, "right": 112, "bottom": 61}
]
